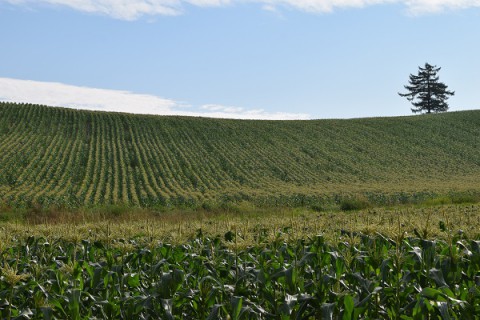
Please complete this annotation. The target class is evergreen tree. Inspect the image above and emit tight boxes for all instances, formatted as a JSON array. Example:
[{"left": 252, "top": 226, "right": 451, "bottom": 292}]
[{"left": 399, "top": 63, "right": 454, "bottom": 114}]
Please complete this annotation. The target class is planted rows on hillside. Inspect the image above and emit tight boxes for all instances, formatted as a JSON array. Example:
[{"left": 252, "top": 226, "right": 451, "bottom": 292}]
[{"left": 1, "top": 102, "right": 480, "bottom": 208}]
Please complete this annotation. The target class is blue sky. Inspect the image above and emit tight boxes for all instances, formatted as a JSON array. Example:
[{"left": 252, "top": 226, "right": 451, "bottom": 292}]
[{"left": 0, "top": 0, "right": 479, "bottom": 119}]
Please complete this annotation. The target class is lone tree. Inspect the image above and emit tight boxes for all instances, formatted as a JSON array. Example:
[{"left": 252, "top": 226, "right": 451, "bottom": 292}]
[{"left": 399, "top": 63, "right": 454, "bottom": 114}]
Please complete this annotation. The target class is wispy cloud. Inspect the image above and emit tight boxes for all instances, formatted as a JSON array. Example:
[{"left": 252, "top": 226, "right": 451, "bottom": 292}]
[
  {"left": 3, "top": 0, "right": 480, "bottom": 19},
  {"left": 0, "top": 77, "right": 310, "bottom": 120},
  {"left": 200, "top": 104, "right": 310, "bottom": 120},
  {"left": 404, "top": 0, "right": 480, "bottom": 14},
  {"left": 0, "top": 77, "right": 179, "bottom": 114},
  {"left": 4, "top": 0, "right": 182, "bottom": 19},
  {"left": 262, "top": 0, "right": 396, "bottom": 14}
]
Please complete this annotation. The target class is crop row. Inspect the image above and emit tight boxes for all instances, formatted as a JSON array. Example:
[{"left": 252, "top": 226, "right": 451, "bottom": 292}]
[
  {"left": 1, "top": 231, "right": 479, "bottom": 319},
  {"left": 1, "top": 102, "right": 480, "bottom": 208}
]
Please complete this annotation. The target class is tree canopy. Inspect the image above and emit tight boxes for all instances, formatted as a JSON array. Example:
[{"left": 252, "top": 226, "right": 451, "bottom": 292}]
[{"left": 399, "top": 63, "right": 454, "bottom": 114}]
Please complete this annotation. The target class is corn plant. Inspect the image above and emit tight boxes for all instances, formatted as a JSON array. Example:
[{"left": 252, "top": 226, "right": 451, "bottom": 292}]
[{"left": 0, "top": 230, "right": 478, "bottom": 319}]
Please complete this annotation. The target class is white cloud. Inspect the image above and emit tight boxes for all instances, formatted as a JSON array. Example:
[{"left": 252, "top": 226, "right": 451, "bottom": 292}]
[
  {"left": 186, "top": 0, "right": 232, "bottom": 7},
  {"left": 261, "top": 0, "right": 396, "bottom": 14},
  {"left": 404, "top": 0, "right": 480, "bottom": 14},
  {"left": 0, "top": 77, "right": 179, "bottom": 114},
  {"left": 201, "top": 104, "right": 244, "bottom": 113},
  {"left": 3, "top": 0, "right": 480, "bottom": 19},
  {"left": 200, "top": 104, "right": 310, "bottom": 119},
  {"left": 0, "top": 77, "right": 310, "bottom": 120},
  {"left": 4, "top": 0, "right": 182, "bottom": 19}
]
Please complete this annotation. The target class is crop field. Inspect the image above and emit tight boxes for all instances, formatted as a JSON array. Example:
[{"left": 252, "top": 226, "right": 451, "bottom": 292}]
[
  {"left": 0, "top": 204, "right": 479, "bottom": 319},
  {"left": 1, "top": 102, "right": 480, "bottom": 318},
  {"left": 1, "top": 102, "right": 480, "bottom": 209}
]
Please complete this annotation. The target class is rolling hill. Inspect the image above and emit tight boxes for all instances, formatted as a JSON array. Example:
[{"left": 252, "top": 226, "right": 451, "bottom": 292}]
[{"left": 1, "top": 102, "right": 479, "bottom": 208}]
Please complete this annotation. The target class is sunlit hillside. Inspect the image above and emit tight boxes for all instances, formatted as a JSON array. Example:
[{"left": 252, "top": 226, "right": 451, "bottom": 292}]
[{"left": 1, "top": 102, "right": 479, "bottom": 208}]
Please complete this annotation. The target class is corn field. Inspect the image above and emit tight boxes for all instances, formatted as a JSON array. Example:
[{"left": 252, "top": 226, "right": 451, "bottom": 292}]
[
  {"left": 1, "top": 102, "right": 480, "bottom": 209},
  {"left": 1, "top": 101, "right": 480, "bottom": 319},
  {"left": 0, "top": 227, "right": 479, "bottom": 319}
]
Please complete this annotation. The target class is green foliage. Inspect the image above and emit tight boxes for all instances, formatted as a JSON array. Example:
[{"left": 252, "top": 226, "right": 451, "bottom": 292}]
[
  {"left": 340, "top": 198, "right": 370, "bottom": 211},
  {"left": 1, "top": 102, "right": 480, "bottom": 209},
  {"left": 399, "top": 63, "right": 455, "bottom": 114},
  {"left": 0, "top": 231, "right": 478, "bottom": 319},
  {"left": 422, "top": 192, "right": 480, "bottom": 207},
  {"left": 449, "top": 193, "right": 479, "bottom": 205},
  {"left": 423, "top": 196, "right": 453, "bottom": 206}
]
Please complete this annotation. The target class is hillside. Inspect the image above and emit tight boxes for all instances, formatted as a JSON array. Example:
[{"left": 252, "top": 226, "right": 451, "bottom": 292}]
[{"left": 1, "top": 102, "right": 480, "bottom": 208}]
